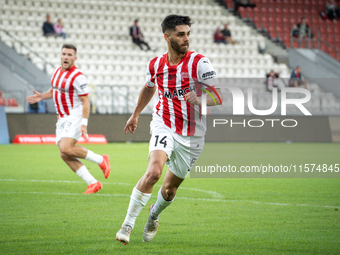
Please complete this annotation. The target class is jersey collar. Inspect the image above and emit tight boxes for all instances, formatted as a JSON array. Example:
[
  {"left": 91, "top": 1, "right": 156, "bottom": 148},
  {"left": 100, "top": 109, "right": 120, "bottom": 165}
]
[{"left": 165, "top": 51, "right": 192, "bottom": 67}]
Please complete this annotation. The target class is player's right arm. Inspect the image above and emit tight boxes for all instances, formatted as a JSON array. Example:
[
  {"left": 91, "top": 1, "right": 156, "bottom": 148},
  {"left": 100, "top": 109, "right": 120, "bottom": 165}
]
[
  {"left": 26, "top": 88, "right": 53, "bottom": 104},
  {"left": 124, "top": 85, "right": 156, "bottom": 135}
]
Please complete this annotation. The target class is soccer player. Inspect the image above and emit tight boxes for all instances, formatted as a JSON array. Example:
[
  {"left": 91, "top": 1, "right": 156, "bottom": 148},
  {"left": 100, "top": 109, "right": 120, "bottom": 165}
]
[
  {"left": 26, "top": 44, "right": 111, "bottom": 194},
  {"left": 115, "top": 15, "right": 223, "bottom": 245}
]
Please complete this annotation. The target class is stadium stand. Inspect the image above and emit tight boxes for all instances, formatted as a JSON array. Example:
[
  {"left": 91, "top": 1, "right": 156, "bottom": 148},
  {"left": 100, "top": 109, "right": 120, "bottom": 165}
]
[
  {"left": 0, "top": 38, "right": 54, "bottom": 112},
  {"left": 228, "top": 0, "right": 340, "bottom": 61},
  {"left": 0, "top": 0, "right": 339, "bottom": 115}
]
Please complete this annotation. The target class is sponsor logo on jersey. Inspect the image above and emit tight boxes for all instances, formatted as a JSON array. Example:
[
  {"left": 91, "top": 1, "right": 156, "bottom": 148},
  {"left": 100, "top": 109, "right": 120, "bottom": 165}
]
[
  {"left": 164, "top": 88, "right": 190, "bottom": 99},
  {"left": 202, "top": 71, "right": 216, "bottom": 80},
  {"left": 53, "top": 86, "right": 68, "bottom": 93},
  {"left": 80, "top": 84, "right": 87, "bottom": 90},
  {"left": 180, "top": 72, "right": 190, "bottom": 81}
]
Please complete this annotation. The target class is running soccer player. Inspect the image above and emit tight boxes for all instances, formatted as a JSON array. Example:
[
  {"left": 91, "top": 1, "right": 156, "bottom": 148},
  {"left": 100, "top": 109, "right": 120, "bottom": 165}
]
[
  {"left": 116, "top": 15, "right": 223, "bottom": 244},
  {"left": 26, "top": 44, "right": 111, "bottom": 194}
]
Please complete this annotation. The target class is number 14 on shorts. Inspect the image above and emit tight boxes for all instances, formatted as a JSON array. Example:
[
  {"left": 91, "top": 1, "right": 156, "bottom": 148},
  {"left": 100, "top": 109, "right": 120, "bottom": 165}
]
[{"left": 154, "top": 135, "right": 167, "bottom": 148}]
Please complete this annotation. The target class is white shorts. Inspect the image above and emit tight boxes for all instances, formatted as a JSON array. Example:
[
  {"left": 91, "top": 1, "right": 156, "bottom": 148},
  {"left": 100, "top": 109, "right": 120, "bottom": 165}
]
[
  {"left": 56, "top": 115, "right": 82, "bottom": 145},
  {"left": 149, "top": 117, "right": 204, "bottom": 179}
]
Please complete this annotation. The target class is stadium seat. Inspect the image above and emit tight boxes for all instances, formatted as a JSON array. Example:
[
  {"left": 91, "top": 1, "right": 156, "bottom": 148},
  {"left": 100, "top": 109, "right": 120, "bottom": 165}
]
[
  {"left": 0, "top": 97, "right": 6, "bottom": 106},
  {"left": 7, "top": 98, "right": 18, "bottom": 107}
]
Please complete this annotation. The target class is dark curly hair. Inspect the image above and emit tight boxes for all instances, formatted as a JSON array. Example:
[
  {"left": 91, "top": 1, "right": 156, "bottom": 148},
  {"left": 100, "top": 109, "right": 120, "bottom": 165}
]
[{"left": 161, "top": 15, "right": 194, "bottom": 34}]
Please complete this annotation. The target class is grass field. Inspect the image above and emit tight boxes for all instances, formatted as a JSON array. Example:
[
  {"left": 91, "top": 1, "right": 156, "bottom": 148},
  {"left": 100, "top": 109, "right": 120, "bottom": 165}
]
[{"left": 0, "top": 143, "right": 339, "bottom": 255}]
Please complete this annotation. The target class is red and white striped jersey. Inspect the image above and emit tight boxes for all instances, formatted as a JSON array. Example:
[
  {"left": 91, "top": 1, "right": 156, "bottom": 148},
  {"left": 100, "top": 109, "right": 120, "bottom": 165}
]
[
  {"left": 146, "top": 51, "right": 218, "bottom": 137},
  {"left": 51, "top": 66, "right": 89, "bottom": 118}
]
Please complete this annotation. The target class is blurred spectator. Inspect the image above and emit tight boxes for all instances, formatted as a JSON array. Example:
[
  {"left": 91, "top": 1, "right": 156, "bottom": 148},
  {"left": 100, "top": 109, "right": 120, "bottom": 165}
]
[
  {"left": 291, "top": 24, "right": 299, "bottom": 38},
  {"left": 42, "top": 14, "right": 56, "bottom": 37},
  {"left": 221, "top": 24, "right": 238, "bottom": 44},
  {"left": 266, "top": 70, "right": 280, "bottom": 92},
  {"left": 214, "top": 27, "right": 227, "bottom": 44},
  {"left": 130, "top": 19, "right": 151, "bottom": 51},
  {"left": 54, "top": 19, "right": 67, "bottom": 39},
  {"left": 233, "top": 0, "right": 256, "bottom": 14},
  {"left": 325, "top": 0, "right": 340, "bottom": 20},
  {"left": 289, "top": 66, "right": 308, "bottom": 90},
  {"left": 27, "top": 100, "right": 47, "bottom": 113},
  {"left": 297, "top": 17, "right": 310, "bottom": 38}
]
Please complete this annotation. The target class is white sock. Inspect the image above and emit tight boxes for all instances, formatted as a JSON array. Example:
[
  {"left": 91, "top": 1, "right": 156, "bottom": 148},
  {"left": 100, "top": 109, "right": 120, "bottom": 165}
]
[
  {"left": 85, "top": 150, "right": 103, "bottom": 165},
  {"left": 123, "top": 187, "right": 151, "bottom": 229},
  {"left": 76, "top": 165, "right": 97, "bottom": 185},
  {"left": 150, "top": 187, "right": 174, "bottom": 219}
]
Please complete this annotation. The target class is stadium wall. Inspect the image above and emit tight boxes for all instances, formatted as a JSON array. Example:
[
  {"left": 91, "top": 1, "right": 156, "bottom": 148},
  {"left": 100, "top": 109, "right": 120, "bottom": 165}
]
[{"left": 6, "top": 114, "right": 339, "bottom": 143}]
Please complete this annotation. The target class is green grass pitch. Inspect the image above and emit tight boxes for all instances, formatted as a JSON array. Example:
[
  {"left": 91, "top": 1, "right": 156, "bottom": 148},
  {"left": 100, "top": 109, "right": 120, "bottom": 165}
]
[{"left": 0, "top": 143, "right": 339, "bottom": 255}]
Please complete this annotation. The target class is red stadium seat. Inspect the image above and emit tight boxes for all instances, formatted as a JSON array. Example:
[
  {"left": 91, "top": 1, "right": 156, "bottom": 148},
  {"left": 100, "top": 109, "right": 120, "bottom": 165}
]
[
  {"left": 282, "top": 6, "right": 288, "bottom": 14},
  {"left": 7, "top": 98, "right": 18, "bottom": 107},
  {"left": 275, "top": 16, "right": 283, "bottom": 24},
  {"left": 0, "top": 97, "right": 6, "bottom": 106},
  {"left": 277, "top": 30, "right": 286, "bottom": 41},
  {"left": 317, "top": 0, "right": 324, "bottom": 6},
  {"left": 246, "top": 7, "right": 255, "bottom": 19},
  {"left": 320, "top": 44, "right": 328, "bottom": 51},
  {"left": 335, "top": 34, "right": 340, "bottom": 43},
  {"left": 253, "top": 6, "right": 260, "bottom": 13},
  {"left": 289, "top": 8, "right": 296, "bottom": 16},
  {"left": 296, "top": 9, "right": 303, "bottom": 16},
  {"left": 320, "top": 32, "right": 328, "bottom": 41},
  {"left": 284, "top": 39, "right": 291, "bottom": 48},
  {"left": 311, "top": 0, "right": 318, "bottom": 7},
  {"left": 253, "top": 16, "right": 262, "bottom": 28},
  {"left": 275, "top": 10, "right": 283, "bottom": 18},
  {"left": 239, "top": 7, "right": 247, "bottom": 18},
  {"left": 282, "top": 17, "right": 291, "bottom": 28},
  {"left": 268, "top": 26, "right": 276, "bottom": 38},
  {"left": 268, "top": 15, "right": 275, "bottom": 23},
  {"left": 260, "top": 7, "right": 269, "bottom": 18},
  {"left": 310, "top": 17, "right": 319, "bottom": 26}
]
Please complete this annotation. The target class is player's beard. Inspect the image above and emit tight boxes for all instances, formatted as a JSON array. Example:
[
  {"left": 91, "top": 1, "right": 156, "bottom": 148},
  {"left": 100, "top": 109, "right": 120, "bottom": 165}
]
[
  {"left": 170, "top": 38, "right": 189, "bottom": 55},
  {"left": 61, "top": 59, "right": 74, "bottom": 70}
]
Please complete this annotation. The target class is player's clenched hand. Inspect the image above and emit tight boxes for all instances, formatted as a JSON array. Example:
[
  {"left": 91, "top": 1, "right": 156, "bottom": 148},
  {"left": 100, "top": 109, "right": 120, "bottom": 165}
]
[
  {"left": 81, "top": 125, "right": 89, "bottom": 141},
  {"left": 124, "top": 115, "right": 138, "bottom": 135},
  {"left": 184, "top": 91, "right": 200, "bottom": 105},
  {"left": 26, "top": 90, "right": 43, "bottom": 104}
]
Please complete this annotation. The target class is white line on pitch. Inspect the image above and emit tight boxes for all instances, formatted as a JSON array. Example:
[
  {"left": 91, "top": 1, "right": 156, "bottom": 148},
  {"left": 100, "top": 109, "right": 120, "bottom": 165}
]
[
  {"left": 0, "top": 178, "right": 224, "bottom": 198},
  {"left": 0, "top": 178, "right": 132, "bottom": 186},
  {"left": 0, "top": 190, "right": 338, "bottom": 209}
]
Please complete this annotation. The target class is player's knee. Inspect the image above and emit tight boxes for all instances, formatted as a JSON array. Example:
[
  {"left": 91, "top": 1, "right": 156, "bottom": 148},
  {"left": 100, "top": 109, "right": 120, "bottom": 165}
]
[
  {"left": 145, "top": 166, "right": 162, "bottom": 184},
  {"left": 163, "top": 187, "right": 177, "bottom": 201},
  {"left": 59, "top": 147, "right": 73, "bottom": 157},
  {"left": 60, "top": 151, "right": 68, "bottom": 161},
  {"left": 145, "top": 171, "right": 162, "bottom": 184}
]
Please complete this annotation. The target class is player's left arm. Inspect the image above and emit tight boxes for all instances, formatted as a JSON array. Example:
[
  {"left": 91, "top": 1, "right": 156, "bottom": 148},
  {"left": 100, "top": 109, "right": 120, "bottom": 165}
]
[
  {"left": 185, "top": 88, "right": 223, "bottom": 106},
  {"left": 79, "top": 95, "right": 90, "bottom": 141},
  {"left": 74, "top": 74, "right": 90, "bottom": 141},
  {"left": 185, "top": 57, "right": 223, "bottom": 106},
  {"left": 206, "top": 87, "right": 223, "bottom": 106}
]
